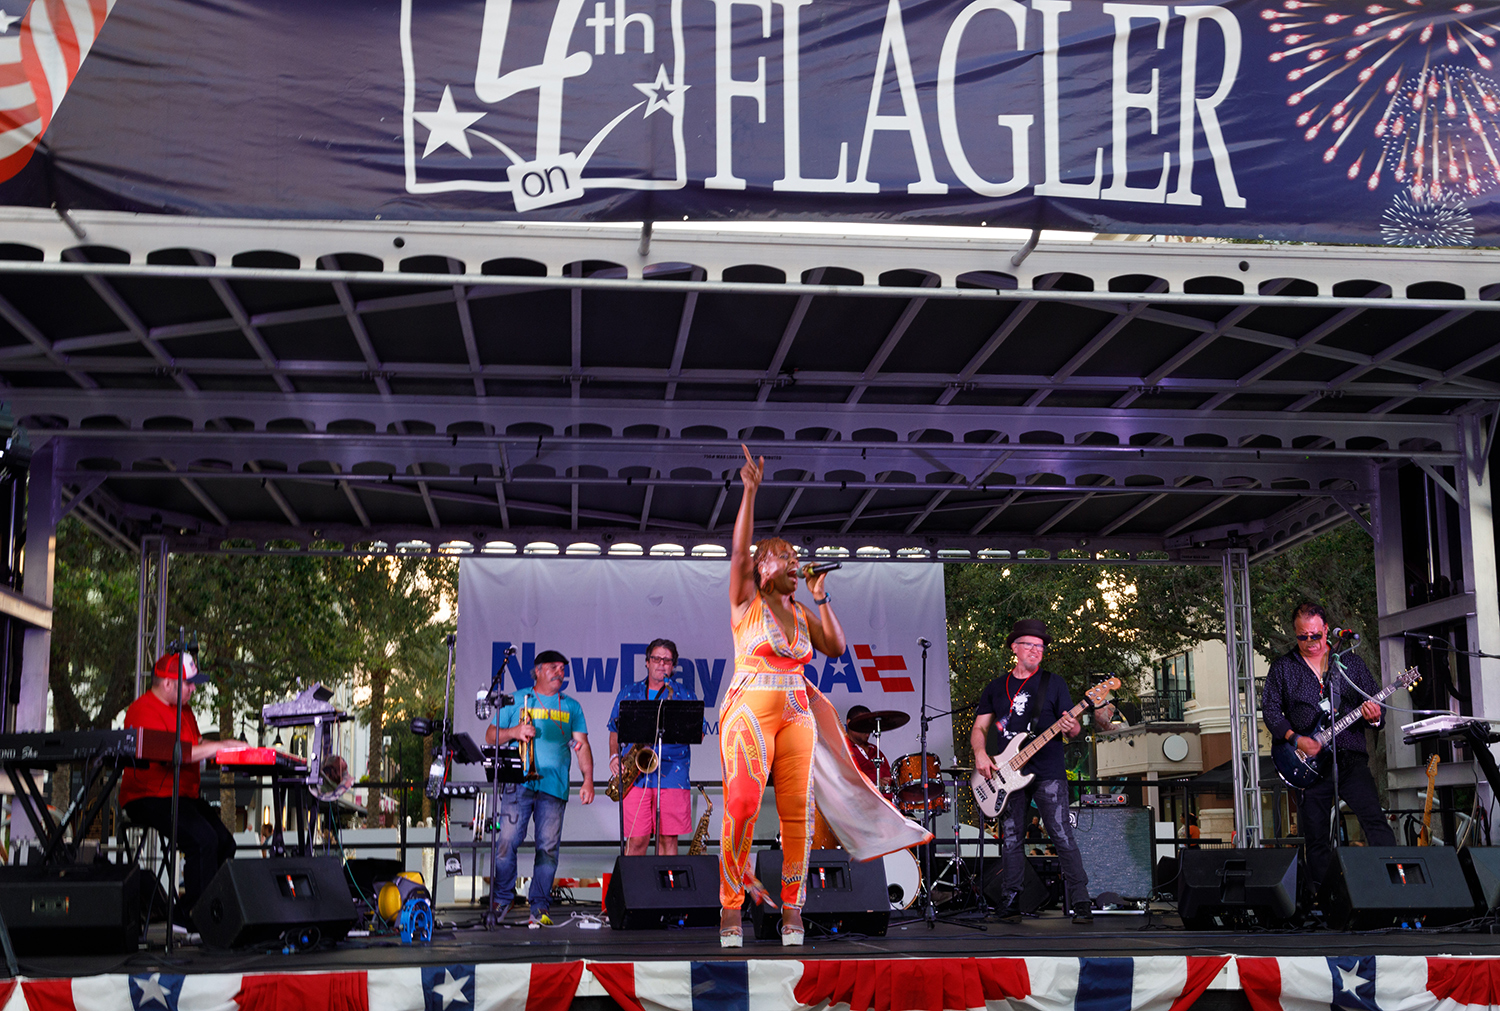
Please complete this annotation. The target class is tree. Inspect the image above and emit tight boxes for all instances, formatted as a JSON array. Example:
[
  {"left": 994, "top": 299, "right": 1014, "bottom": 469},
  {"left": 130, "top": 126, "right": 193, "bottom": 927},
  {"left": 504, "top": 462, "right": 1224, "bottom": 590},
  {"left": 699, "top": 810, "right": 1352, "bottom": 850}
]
[{"left": 49, "top": 517, "right": 138, "bottom": 733}]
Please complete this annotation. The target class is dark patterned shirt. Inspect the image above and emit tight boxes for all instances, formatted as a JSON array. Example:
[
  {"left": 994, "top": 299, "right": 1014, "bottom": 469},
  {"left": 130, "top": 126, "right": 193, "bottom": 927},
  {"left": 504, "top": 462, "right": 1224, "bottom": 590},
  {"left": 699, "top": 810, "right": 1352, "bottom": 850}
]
[{"left": 1261, "top": 649, "right": 1381, "bottom": 754}]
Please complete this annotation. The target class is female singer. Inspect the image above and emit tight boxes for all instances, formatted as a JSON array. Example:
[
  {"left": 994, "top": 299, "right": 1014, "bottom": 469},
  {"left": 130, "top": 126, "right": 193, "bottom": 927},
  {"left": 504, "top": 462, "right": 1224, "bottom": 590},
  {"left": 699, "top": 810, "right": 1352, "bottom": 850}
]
[{"left": 718, "top": 445, "right": 844, "bottom": 946}]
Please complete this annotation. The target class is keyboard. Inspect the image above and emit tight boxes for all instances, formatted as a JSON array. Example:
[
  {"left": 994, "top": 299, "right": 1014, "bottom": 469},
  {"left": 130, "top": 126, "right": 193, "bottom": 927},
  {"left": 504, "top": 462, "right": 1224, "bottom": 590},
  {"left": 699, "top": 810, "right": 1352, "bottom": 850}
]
[
  {"left": 1401, "top": 715, "right": 1496, "bottom": 743},
  {"left": 215, "top": 746, "right": 308, "bottom": 770},
  {"left": 0, "top": 728, "right": 176, "bottom": 765}
]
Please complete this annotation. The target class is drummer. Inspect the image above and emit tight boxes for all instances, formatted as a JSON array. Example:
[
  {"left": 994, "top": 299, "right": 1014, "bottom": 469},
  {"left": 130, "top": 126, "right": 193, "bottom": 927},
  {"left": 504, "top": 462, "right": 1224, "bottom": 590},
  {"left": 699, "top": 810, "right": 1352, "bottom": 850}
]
[{"left": 844, "top": 705, "right": 895, "bottom": 795}]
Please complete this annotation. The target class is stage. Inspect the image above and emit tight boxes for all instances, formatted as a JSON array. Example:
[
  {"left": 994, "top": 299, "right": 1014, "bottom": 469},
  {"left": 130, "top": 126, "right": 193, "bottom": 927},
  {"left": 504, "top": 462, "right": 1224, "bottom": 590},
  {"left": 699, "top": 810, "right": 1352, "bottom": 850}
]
[{"left": 7, "top": 903, "right": 1500, "bottom": 1011}]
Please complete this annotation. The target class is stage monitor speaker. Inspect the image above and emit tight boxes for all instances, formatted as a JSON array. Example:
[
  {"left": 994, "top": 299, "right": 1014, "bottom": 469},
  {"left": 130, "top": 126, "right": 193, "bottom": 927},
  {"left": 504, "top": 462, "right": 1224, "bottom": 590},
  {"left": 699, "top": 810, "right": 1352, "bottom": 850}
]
[
  {"left": 981, "top": 854, "right": 1052, "bottom": 914},
  {"left": 749, "top": 849, "right": 890, "bottom": 940},
  {"left": 0, "top": 863, "right": 141, "bottom": 954},
  {"left": 1178, "top": 848, "right": 1298, "bottom": 930},
  {"left": 1069, "top": 805, "right": 1153, "bottom": 902},
  {"left": 1461, "top": 847, "right": 1500, "bottom": 912},
  {"left": 1321, "top": 846, "right": 1475, "bottom": 930},
  {"left": 191, "top": 856, "right": 358, "bottom": 949},
  {"left": 604, "top": 855, "right": 719, "bottom": 930}
]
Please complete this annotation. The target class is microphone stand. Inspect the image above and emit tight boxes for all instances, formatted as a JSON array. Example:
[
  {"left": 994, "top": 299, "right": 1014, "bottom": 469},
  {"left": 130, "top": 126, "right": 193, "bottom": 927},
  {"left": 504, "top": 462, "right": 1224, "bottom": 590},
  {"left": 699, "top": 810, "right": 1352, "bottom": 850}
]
[
  {"left": 165, "top": 636, "right": 187, "bottom": 953},
  {"left": 914, "top": 638, "right": 985, "bottom": 932},
  {"left": 1325, "top": 641, "right": 1355, "bottom": 863}
]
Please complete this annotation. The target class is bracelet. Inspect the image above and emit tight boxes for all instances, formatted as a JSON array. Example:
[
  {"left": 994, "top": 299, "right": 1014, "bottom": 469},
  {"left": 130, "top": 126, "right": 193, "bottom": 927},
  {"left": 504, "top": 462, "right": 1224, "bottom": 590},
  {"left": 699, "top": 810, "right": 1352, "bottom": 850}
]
[{"left": 812, "top": 594, "right": 830, "bottom": 606}]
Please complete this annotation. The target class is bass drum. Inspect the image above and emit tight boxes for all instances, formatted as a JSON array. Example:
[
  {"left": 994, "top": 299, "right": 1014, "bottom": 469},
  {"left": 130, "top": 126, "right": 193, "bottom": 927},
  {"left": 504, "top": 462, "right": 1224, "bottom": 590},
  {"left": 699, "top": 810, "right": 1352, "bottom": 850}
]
[{"left": 880, "top": 848, "right": 921, "bottom": 910}]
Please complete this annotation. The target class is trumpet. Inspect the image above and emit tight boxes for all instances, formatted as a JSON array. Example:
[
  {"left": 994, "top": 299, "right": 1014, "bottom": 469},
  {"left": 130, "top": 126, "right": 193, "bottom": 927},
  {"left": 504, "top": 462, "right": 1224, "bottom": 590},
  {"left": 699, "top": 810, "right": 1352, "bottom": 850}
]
[
  {"left": 518, "top": 698, "right": 541, "bottom": 781},
  {"left": 605, "top": 743, "right": 658, "bottom": 802}
]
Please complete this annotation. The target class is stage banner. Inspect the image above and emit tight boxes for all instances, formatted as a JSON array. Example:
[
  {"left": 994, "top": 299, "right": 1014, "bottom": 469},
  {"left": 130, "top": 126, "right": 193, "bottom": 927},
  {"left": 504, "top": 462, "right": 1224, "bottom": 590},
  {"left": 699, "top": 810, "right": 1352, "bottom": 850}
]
[
  {"left": 1, "top": 0, "right": 1497, "bottom": 244},
  {"left": 455, "top": 557, "right": 951, "bottom": 840}
]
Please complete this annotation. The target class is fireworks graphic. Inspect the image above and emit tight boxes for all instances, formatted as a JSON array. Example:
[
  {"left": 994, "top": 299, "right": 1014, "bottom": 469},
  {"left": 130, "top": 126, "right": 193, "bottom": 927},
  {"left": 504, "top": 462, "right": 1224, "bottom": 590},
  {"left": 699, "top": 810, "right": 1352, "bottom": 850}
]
[
  {"left": 1379, "top": 186, "right": 1477, "bottom": 243},
  {"left": 1265, "top": 2, "right": 1500, "bottom": 205}
]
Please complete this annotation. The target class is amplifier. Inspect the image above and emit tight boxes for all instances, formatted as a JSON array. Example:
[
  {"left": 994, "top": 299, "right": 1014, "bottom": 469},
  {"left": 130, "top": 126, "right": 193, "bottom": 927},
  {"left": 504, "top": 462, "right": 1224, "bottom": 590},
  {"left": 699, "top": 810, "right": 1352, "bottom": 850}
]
[
  {"left": 0, "top": 863, "right": 142, "bottom": 954},
  {"left": 191, "top": 856, "right": 358, "bottom": 949},
  {"left": 1079, "top": 793, "right": 1130, "bottom": 807},
  {"left": 749, "top": 849, "right": 889, "bottom": 939},
  {"left": 1069, "top": 805, "right": 1153, "bottom": 902}
]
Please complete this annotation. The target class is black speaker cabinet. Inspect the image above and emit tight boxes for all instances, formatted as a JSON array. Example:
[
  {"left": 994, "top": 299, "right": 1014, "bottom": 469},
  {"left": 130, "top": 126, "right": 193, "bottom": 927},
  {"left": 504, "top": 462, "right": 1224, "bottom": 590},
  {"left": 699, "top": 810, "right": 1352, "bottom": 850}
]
[
  {"left": 0, "top": 862, "right": 142, "bottom": 954},
  {"left": 1461, "top": 847, "right": 1500, "bottom": 912},
  {"left": 604, "top": 855, "right": 719, "bottom": 930},
  {"left": 1321, "top": 846, "right": 1475, "bottom": 930},
  {"left": 191, "top": 856, "right": 357, "bottom": 949},
  {"left": 1069, "top": 805, "right": 1154, "bottom": 901},
  {"left": 982, "top": 853, "right": 1053, "bottom": 913},
  {"left": 1178, "top": 848, "right": 1298, "bottom": 930},
  {"left": 749, "top": 849, "right": 889, "bottom": 939}
]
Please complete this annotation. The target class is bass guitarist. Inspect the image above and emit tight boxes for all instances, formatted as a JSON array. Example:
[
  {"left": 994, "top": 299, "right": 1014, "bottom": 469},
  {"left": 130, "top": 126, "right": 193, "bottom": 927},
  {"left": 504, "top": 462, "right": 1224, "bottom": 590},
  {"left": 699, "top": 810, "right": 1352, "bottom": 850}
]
[
  {"left": 970, "top": 619, "right": 1093, "bottom": 924},
  {"left": 1261, "top": 602, "right": 1395, "bottom": 905}
]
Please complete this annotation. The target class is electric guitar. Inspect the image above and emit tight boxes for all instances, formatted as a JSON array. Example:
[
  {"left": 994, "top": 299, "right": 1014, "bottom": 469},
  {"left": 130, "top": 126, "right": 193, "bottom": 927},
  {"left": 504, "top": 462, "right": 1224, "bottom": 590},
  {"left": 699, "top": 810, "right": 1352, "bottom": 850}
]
[
  {"left": 1270, "top": 665, "right": 1421, "bottom": 789},
  {"left": 970, "top": 676, "right": 1120, "bottom": 819},
  {"left": 1419, "top": 754, "right": 1440, "bottom": 846}
]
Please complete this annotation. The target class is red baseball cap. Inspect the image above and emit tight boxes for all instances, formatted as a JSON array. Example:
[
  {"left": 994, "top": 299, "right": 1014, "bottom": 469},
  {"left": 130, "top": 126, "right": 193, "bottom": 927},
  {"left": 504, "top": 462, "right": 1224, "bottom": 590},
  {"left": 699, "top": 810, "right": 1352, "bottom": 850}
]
[{"left": 153, "top": 651, "right": 208, "bottom": 684}]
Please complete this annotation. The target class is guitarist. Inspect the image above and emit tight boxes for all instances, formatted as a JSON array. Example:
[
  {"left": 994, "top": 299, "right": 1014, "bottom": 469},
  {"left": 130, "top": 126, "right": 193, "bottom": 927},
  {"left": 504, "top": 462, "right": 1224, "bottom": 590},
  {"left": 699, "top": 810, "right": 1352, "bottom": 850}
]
[
  {"left": 970, "top": 619, "right": 1093, "bottom": 924},
  {"left": 1261, "top": 602, "right": 1396, "bottom": 905}
]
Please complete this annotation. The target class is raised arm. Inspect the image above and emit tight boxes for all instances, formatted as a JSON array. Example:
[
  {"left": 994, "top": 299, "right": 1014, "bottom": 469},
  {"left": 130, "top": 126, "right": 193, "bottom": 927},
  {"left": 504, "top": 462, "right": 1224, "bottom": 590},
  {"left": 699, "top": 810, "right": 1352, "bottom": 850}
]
[{"left": 730, "top": 444, "right": 763, "bottom": 616}]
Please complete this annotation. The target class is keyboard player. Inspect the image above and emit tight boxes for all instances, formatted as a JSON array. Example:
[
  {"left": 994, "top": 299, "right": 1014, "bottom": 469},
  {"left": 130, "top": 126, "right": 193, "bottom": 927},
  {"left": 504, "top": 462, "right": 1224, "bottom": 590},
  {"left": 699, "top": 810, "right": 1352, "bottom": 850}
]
[{"left": 120, "top": 650, "right": 247, "bottom": 930}]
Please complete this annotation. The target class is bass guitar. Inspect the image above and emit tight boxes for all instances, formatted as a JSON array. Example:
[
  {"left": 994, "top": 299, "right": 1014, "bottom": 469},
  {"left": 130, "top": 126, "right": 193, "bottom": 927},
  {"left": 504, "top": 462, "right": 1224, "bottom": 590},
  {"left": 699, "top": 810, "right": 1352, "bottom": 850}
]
[
  {"left": 1270, "top": 665, "right": 1421, "bottom": 789},
  {"left": 971, "top": 676, "right": 1120, "bottom": 819}
]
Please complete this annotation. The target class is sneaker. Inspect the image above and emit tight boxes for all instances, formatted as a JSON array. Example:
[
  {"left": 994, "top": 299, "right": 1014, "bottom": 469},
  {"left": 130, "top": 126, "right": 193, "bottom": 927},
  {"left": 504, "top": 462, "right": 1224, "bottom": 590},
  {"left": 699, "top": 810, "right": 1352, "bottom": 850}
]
[
  {"left": 1072, "top": 901, "right": 1094, "bottom": 924},
  {"left": 995, "top": 901, "right": 1022, "bottom": 924},
  {"left": 528, "top": 913, "right": 553, "bottom": 929}
]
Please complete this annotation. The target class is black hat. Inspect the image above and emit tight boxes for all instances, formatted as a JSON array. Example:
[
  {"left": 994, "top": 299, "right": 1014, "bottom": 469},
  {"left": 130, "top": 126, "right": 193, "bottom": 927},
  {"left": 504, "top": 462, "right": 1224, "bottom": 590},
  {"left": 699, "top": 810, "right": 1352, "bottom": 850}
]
[
  {"left": 1005, "top": 619, "right": 1051, "bottom": 648},
  {"left": 533, "top": 649, "right": 569, "bottom": 668}
]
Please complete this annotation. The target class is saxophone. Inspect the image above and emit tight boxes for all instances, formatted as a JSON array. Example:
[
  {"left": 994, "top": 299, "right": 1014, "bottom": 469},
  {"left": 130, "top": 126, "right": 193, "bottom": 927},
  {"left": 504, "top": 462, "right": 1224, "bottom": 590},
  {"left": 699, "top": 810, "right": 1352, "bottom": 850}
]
[
  {"left": 605, "top": 743, "right": 659, "bottom": 802},
  {"left": 687, "top": 786, "right": 714, "bottom": 855},
  {"left": 518, "top": 696, "right": 541, "bottom": 781}
]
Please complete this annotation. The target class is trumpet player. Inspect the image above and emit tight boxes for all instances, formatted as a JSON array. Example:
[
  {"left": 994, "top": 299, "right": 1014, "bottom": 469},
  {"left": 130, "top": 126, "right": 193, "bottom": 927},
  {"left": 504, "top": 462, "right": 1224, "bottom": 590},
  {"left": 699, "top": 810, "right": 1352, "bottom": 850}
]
[
  {"left": 607, "top": 638, "right": 698, "bottom": 856},
  {"left": 485, "top": 649, "right": 593, "bottom": 928}
]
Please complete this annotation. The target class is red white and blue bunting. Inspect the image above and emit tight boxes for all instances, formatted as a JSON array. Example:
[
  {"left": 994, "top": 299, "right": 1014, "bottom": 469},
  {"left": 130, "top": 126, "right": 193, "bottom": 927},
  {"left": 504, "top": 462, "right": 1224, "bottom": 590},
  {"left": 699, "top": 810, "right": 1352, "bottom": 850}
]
[{"left": 3, "top": 956, "right": 1500, "bottom": 1011}]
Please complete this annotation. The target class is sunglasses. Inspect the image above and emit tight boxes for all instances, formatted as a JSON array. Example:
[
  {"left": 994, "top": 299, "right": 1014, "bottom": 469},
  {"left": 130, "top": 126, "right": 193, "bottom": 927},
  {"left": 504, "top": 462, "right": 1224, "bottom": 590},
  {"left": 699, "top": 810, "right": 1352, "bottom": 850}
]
[{"left": 1295, "top": 632, "right": 1325, "bottom": 642}]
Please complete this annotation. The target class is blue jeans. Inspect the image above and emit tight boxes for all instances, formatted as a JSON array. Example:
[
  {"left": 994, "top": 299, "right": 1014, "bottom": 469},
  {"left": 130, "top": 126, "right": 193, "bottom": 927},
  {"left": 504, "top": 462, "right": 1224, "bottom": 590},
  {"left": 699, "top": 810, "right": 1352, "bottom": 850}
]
[
  {"left": 492, "top": 784, "right": 567, "bottom": 916},
  {"left": 997, "top": 778, "right": 1091, "bottom": 913}
]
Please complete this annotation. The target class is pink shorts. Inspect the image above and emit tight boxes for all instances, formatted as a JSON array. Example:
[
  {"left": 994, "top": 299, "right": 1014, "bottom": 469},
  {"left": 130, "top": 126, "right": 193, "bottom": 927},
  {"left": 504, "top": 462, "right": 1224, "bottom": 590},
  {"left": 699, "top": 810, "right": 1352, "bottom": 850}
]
[{"left": 622, "top": 784, "right": 692, "bottom": 837}]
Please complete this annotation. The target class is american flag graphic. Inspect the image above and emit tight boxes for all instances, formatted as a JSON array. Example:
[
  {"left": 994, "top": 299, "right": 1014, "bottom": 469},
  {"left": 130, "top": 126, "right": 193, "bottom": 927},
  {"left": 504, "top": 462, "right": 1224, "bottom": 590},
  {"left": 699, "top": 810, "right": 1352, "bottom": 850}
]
[{"left": 0, "top": 0, "right": 115, "bottom": 184}]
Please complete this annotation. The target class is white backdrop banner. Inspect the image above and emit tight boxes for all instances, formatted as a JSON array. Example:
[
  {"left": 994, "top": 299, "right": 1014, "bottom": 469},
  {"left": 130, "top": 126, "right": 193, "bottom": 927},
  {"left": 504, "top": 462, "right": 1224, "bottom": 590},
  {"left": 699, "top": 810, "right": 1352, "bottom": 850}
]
[{"left": 455, "top": 557, "right": 951, "bottom": 841}]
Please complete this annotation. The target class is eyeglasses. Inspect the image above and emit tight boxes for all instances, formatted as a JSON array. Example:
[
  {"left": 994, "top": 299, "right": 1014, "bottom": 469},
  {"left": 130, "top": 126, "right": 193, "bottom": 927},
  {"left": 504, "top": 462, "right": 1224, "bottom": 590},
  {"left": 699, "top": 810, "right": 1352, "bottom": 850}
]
[
  {"left": 646, "top": 656, "right": 675, "bottom": 666},
  {"left": 1295, "top": 632, "right": 1325, "bottom": 642},
  {"left": 1013, "top": 642, "right": 1046, "bottom": 652}
]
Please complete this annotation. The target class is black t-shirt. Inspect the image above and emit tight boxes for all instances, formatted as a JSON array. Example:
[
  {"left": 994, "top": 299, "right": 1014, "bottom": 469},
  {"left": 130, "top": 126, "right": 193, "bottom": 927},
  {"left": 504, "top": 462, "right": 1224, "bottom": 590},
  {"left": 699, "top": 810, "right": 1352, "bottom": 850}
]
[{"left": 974, "top": 669, "right": 1073, "bottom": 781}]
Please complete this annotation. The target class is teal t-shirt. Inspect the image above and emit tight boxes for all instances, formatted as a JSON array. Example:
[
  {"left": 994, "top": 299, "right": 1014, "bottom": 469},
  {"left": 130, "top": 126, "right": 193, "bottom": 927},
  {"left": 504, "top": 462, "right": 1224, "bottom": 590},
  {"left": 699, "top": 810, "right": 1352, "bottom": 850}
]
[{"left": 492, "top": 690, "right": 588, "bottom": 800}]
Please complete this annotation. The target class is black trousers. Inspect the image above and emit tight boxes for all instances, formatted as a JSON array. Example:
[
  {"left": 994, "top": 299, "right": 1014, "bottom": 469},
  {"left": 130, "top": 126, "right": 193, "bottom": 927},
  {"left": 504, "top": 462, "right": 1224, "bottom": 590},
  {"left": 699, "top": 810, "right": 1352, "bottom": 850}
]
[
  {"left": 1298, "top": 750, "right": 1395, "bottom": 899},
  {"left": 124, "top": 796, "right": 236, "bottom": 917}
]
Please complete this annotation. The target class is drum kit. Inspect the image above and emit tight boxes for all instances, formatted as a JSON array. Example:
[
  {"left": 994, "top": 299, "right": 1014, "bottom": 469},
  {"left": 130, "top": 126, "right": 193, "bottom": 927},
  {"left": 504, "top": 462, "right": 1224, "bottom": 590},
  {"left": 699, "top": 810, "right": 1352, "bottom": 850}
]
[{"left": 844, "top": 708, "right": 976, "bottom": 913}]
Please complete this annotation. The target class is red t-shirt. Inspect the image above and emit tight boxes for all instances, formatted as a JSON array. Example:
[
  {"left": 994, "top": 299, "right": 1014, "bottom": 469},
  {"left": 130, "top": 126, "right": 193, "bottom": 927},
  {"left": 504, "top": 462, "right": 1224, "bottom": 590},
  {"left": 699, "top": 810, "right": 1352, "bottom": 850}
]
[{"left": 118, "top": 691, "right": 203, "bottom": 806}]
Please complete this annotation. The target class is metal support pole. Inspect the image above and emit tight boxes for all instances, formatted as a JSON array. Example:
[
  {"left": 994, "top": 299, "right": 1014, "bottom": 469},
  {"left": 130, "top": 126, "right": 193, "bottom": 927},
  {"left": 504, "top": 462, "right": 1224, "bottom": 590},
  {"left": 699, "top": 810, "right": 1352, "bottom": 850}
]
[
  {"left": 1223, "top": 547, "right": 1261, "bottom": 848},
  {"left": 135, "top": 535, "right": 168, "bottom": 696}
]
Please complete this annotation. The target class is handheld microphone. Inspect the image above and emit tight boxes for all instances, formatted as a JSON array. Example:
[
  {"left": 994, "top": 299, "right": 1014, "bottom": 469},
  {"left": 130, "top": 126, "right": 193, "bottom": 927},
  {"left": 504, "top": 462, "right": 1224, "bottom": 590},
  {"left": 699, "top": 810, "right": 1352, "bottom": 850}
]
[
  {"left": 800, "top": 561, "right": 843, "bottom": 578},
  {"left": 1330, "top": 627, "right": 1360, "bottom": 643}
]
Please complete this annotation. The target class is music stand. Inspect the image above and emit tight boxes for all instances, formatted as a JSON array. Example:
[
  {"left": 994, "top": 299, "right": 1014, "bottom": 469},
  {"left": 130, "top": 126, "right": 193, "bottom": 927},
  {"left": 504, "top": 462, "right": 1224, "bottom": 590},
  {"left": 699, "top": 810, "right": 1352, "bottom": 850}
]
[
  {"left": 615, "top": 700, "right": 705, "bottom": 851},
  {"left": 478, "top": 738, "right": 535, "bottom": 927}
]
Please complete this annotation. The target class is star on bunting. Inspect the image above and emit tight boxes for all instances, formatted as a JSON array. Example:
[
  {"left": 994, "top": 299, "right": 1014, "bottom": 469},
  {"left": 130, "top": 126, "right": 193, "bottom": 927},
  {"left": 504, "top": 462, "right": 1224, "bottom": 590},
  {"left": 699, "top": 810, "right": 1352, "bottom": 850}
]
[
  {"left": 0, "top": 10, "right": 19, "bottom": 32},
  {"left": 430, "top": 968, "right": 472, "bottom": 1010},
  {"left": 632, "top": 65, "right": 689, "bottom": 118},
  {"left": 133, "top": 974, "right": 171, "bottom": 1009},
  {"left": 413, "top": 86, "right": 485, "bottom": 159}
]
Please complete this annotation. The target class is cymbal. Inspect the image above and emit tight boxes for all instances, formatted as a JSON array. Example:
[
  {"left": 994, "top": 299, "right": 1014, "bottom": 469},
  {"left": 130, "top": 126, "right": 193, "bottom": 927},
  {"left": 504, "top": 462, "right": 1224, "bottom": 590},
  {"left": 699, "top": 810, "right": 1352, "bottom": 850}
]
[
  {"left": 942, "top": 766, "right": 973, "bottom": 775},
  {"left": 847, "top": 709, "right": 910, "bottom": 732}
]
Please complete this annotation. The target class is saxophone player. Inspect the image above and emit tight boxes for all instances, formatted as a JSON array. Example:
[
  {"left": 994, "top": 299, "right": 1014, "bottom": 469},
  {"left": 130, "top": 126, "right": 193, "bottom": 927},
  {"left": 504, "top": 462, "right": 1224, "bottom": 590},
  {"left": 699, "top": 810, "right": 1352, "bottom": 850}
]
[
  {"left": 607, "top": 638, "right": 698, "bottom": 856},
  {"left": 486, "top": 649, "right": 593, "bottom": 928}
]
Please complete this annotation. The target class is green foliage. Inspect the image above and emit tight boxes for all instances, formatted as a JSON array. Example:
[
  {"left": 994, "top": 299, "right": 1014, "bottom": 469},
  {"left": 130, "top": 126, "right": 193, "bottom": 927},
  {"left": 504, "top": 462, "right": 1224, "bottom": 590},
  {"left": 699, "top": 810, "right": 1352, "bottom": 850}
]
[{"left": 49, "top": 517, "right": 137, "bottom": 730}]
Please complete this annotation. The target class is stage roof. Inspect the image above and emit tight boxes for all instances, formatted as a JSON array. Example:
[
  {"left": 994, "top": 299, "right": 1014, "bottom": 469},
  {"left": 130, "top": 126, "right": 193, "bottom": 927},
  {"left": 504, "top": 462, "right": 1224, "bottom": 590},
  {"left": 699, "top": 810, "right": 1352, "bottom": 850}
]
[{"left": 0, "top": 210, "right": 1486, "bottom": 562}]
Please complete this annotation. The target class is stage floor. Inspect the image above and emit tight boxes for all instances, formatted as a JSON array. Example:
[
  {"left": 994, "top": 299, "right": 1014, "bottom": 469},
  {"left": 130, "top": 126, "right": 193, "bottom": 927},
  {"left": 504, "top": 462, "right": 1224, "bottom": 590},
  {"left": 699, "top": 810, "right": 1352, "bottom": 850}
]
[{"left": 17, "top": 902, "right": 1500, "bottom": 981}]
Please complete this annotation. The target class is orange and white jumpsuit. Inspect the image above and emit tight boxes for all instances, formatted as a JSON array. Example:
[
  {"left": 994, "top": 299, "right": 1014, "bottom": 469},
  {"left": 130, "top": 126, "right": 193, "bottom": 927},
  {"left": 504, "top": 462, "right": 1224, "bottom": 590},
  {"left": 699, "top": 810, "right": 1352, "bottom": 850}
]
[{"left": 719, "top": 593, "right": 817, "bottom": 910}]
